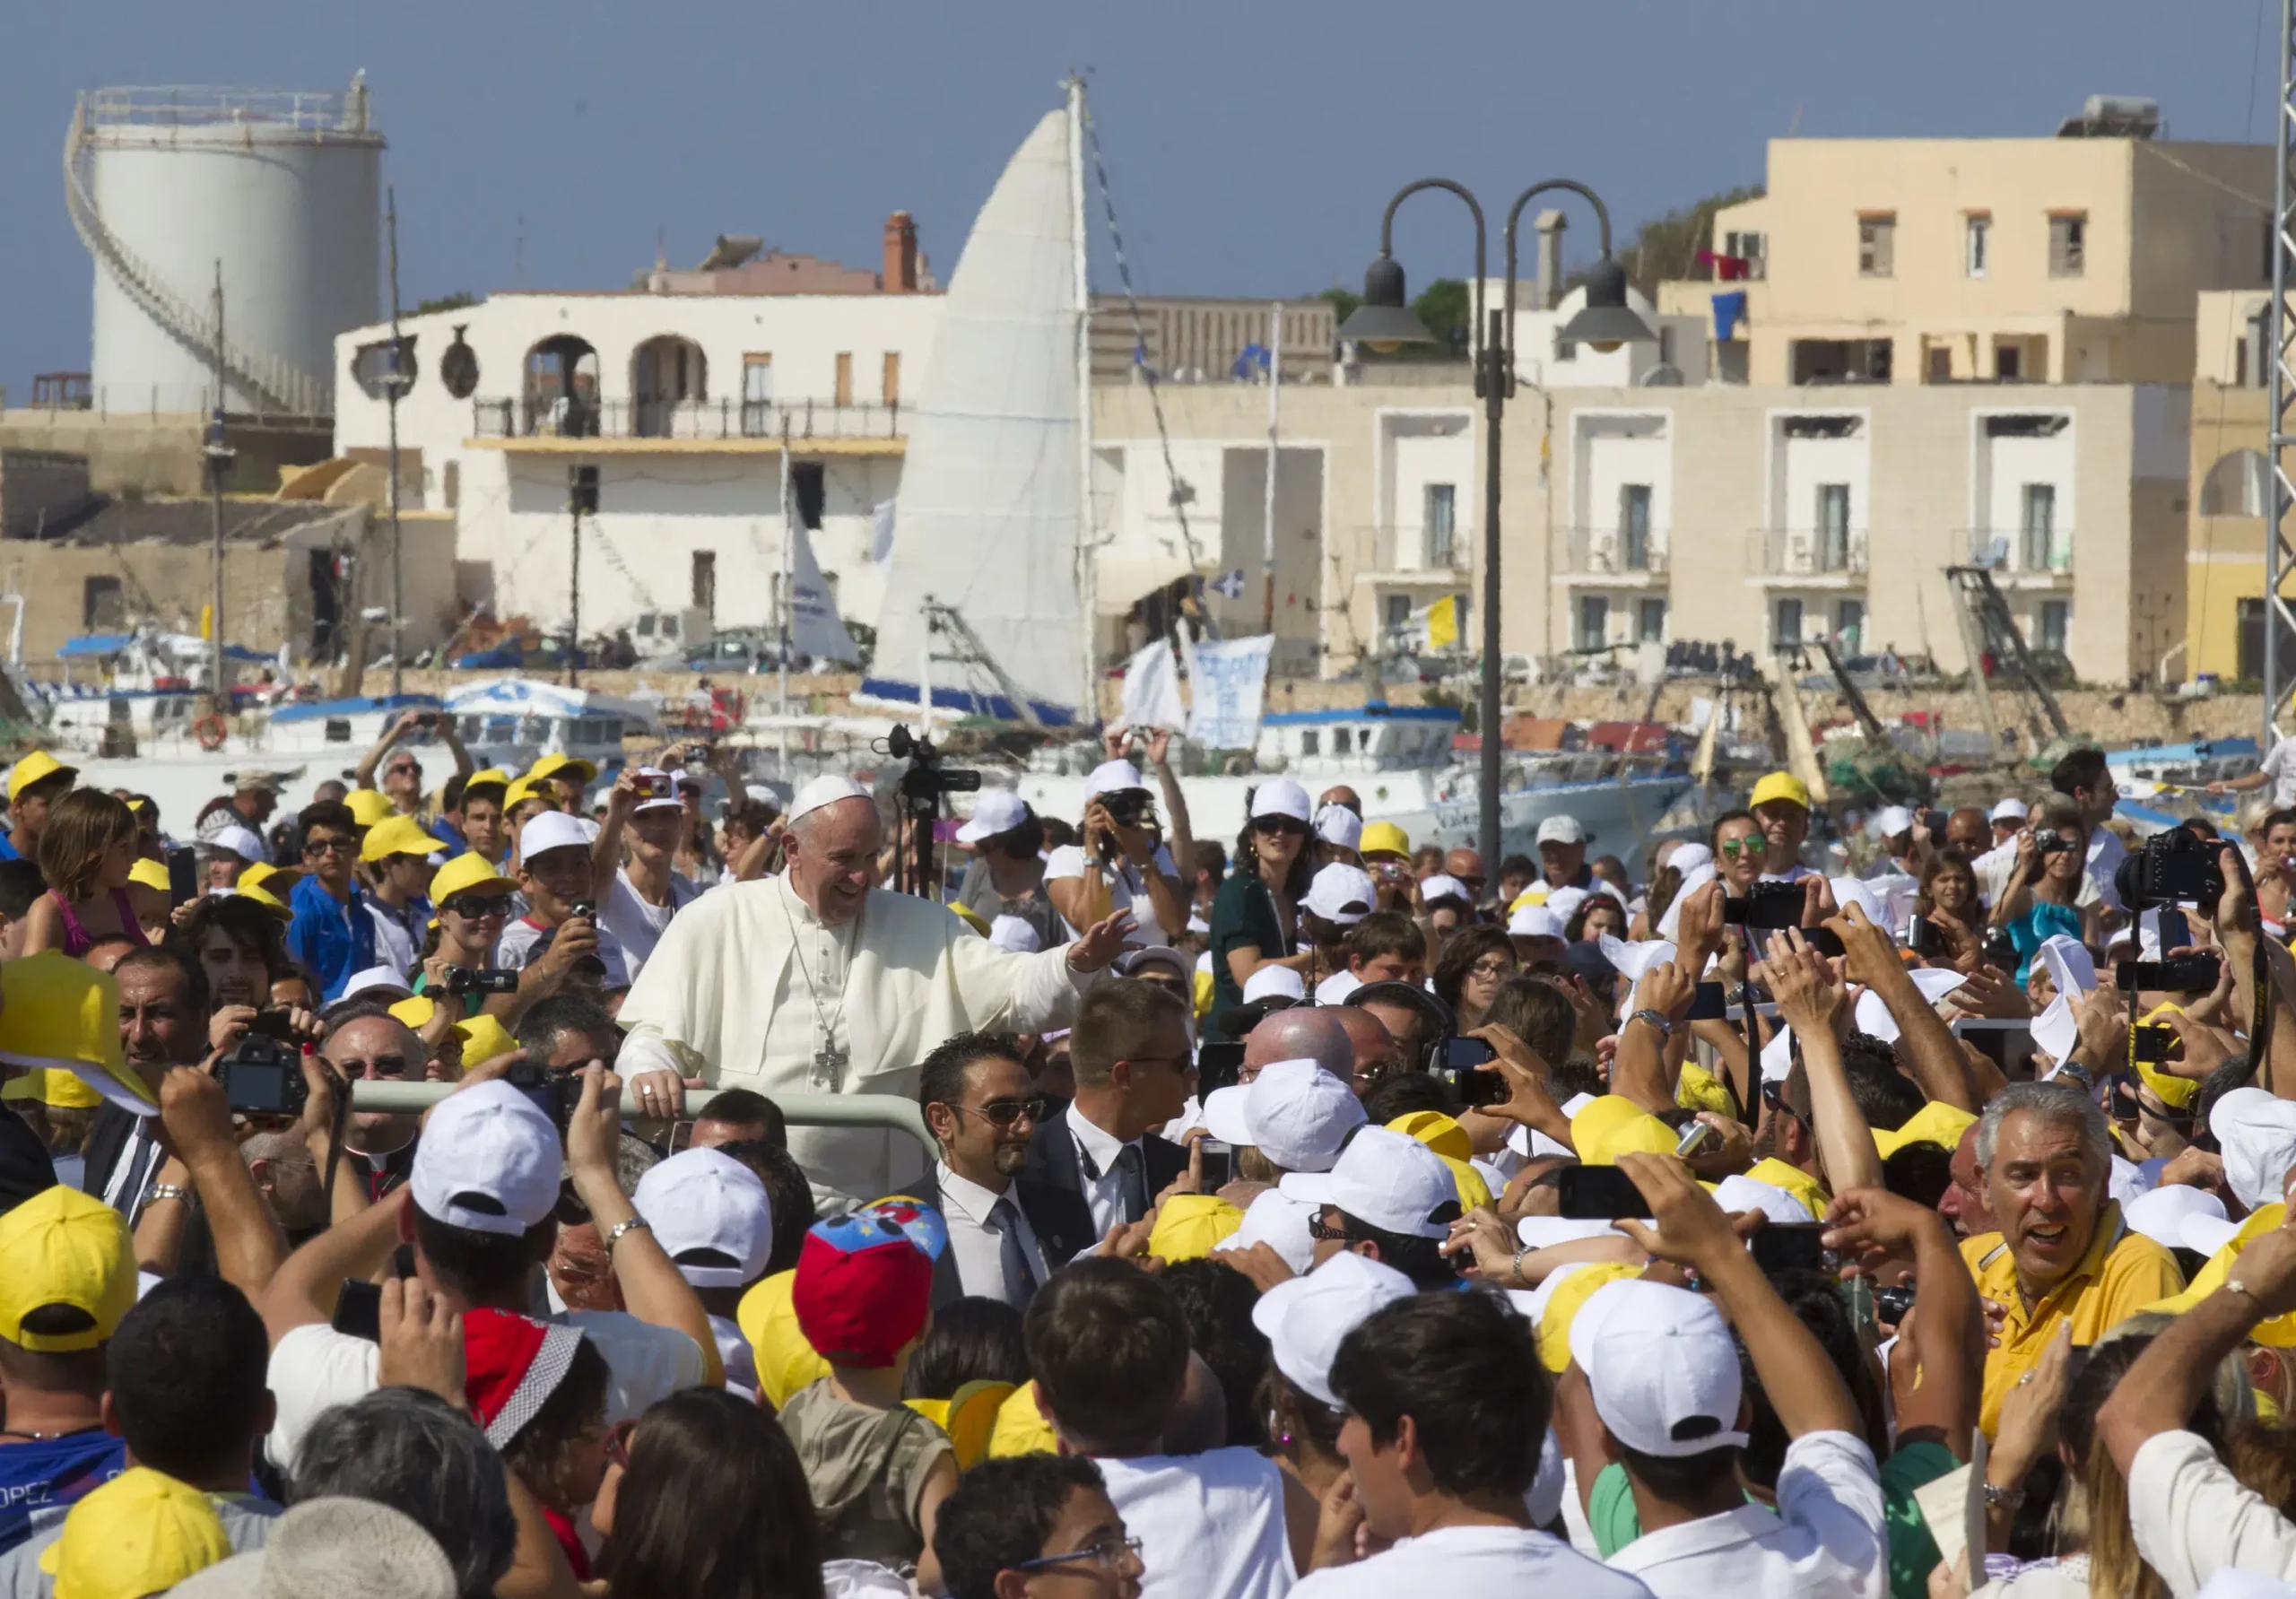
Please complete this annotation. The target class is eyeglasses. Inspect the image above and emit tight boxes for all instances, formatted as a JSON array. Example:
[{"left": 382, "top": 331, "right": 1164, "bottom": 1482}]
[
  {"left": 445, "top": 894, "right": 514, "bottom": 919},
  {"left": 1014, "top": 1535, "right": 1144, "bottom": 1574},
  {"left": 1467, "top": 957, "right": 1514, "bottom": 981},
  {"left": 326, "top": 1052, "right": 413, "bottom": 1081},
  {"left": 1307, "top": 1209, "right": 1353, "bottom": 1242},
  {"left": 947, "top": 1095, "right": 1054, "bottom": 1128},
  {"left": 303, "top": 836, "right": 355, "bottom": 856}
]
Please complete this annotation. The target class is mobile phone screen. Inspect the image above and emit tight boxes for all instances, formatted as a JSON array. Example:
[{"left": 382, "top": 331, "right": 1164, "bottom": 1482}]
[{"left": 1556, "top": 1164, "right": 1650, "bottom": 1221}]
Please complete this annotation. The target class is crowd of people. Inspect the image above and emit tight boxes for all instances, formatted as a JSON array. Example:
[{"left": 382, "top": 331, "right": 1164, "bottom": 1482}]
[{"left": 15, "top": 719, "right": 2296, "bottom": 1596}]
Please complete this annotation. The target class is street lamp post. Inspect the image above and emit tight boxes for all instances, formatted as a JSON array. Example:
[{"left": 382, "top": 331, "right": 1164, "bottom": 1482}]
[{"left": 1339, "top": 179, "right": 1652, "bottom": 879}]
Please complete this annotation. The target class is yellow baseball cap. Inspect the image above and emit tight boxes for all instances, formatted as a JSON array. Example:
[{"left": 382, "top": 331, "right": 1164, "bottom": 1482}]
[
  {"left": 40, "top": 1466, "right": 231, "bottom": 1598},
  {"left": 2135, "top": 1003, "right": 2203, "bottom": 1111},
  {"left": 526, "top": 752, "right": 598, "bottom": 786},
  {"left": 1873, "top": 1101, "right": 1980, "bottom": 1160},
  {"left": 1749, "top": 771, "right": 1812, "bottom": 812},
  {"left": 127, "top": 858, "right": 170, "bottom": 894},
  {"left": 1533, "top": 1261, "right": 1644, "bottom": 1374},
  {"left": 430, "top": 852, "right": 517, "bottom": 908},
  {"left": 502, "top": 777, "right": 558, "bottom": 814},
  {"left": 234, "top": 883, "right": 293, "bottom": 920},
  {"left": 388, "top": 995, "right": 439, "bottom": 1031},
  {"left": 0, "top": 952, "right": 142, "bottom": 1111},
  {"left": 344, "top": 790, "right": 396, "bottom": 829},
  {"left": 462, "top": 767, "right": 513, "bottom": 802},
  {"left": 1571, "top": 1095, "right": 1679, "bottom": 1165},
  {"left": 1148, "top": 1195, "right": 1247, "bottom": 1262},
  {"left": 1358, "top": 821, "right": 1411, "bottom": 860},
  {"left": 948, "top": 901, "right": 992, "bottom": 938},
  {"left": 360, "top": 814, "right": 439, "bottom": 865},
  {"left": 736, "top": 1270, "right": 832, "bottom": 1410},
  {"left": 988, "top": 1379, "right": 1060, "bottom": 1457},
  {"left": 1675, "top": 1061, "right": 1738, "bottom": 1118},
  {"left": 453, "top": 1012, "right": 518, "bottom": 1069},
  {"left": 2146, "top": 1202, "right": 2296, "bottom": 1347},
  {"left": 0, "top": 1186, "right": 137, "bottom": 1352},
  {"left": 6, "top": 752, "right": 76, "bottom": 804},
  {"left": 911, "top": 1378, "right": 1016, "bottom": 1470},
  {"left": 1744, "top": 1156, "right": 1831, "bottom": 1221},
  {"left": 0, "top": 1068, "right": 102, "bottom": 1110}
]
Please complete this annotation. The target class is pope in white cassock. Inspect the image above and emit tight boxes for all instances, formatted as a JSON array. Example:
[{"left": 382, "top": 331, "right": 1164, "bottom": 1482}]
[{"left": 617, "top": 774, "right": 1133, "bottom": 1204}]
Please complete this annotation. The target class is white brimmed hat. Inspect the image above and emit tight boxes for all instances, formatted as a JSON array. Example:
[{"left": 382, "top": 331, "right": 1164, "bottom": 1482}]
[
  {"left": 956, "top": 789, "right": 1029, "bottom": 844},
  {"left": 409, "top": 1082, "right": 561, "bottom": 1237},
  {"left": 1278, "top": 1125, "right": 1459, "bottom": 1238},
  {"left": 1248, "top": 778, "right": 1312, "bottom": 824},
  {"left": 2212, "top": 1087, "right": 2296, "bottom": 1210},
  {"left": 1509, "top": 904, "right": 1566, "bottom": 940},
  {"left": 340, "top": 967, "right": 414, "bottom": 1004},
  {"left": 1214, "top": 1189, "right": 1318, "bottom": 1274},
  {"left": 1301, "top": 864, "right": 1377, "bottom": 926},
  {"left": 517, "top": 811, "right": 591, "bottom": 860},
  {"left": 1417, "top": 873, "right": 1472, "bottom": 907},
  {"left": 2121, "top": 1182, "right": 2227, "bottom": 1255},
  {"left": 1241, "top": 965, "right": 1306, "bottom": 1005},
  {"left": 1991, "top": 797, "right": 2030, "bottom": 823},
  {"left": 1312, "top": 804, "right": 1364, "bottom": 852},
  {"left": 1085, "top": 760, "right": 1147, "bottom": 800},
  {"left": 1569, "top": 1278, "right": 1750, "bottom": 1457},
  {"left": 1535, "top": 814, "right": 1586, "bottom": 847},
  {"left": 204, "top": 824, "right": 267, "bottom": 865},
  {"left": 1869, "top": 805, "right": 1915, "bottom": 840},
  {"left": 988, "top": 916, "right": 1043, "bottom": 954},
  {"left": 1248, "top": 1250, "right": 1414, "bottom": 1408},
  {"left": 1200, "top": 1057, "right": 1366, "bottom": 1173},
  {"left": 632, "top": 1148, "right": 774, "bottom": 1289},
  {"left": 631, "top": 768, "right": 684, "bottom": 816}
]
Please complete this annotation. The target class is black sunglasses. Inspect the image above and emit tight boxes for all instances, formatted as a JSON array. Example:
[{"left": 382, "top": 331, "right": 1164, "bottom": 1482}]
[
  {"left": 1253, "top": 816, "right": 1308, "bottom": 837},
  {"left": 1307, "top": 1209, "right": 1352, "bottom": 1242},
  {"left": 445, "top": 894, "right": 515, "bottom": 919}
]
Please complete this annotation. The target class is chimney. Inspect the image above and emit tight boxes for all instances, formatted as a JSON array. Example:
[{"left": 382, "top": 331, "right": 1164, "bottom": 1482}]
[
  {"left": 882, "top": 212, "right": 918, "bottom": 293},
  {"left": 1535, "top": 210, "right": 1568, "bottom": 310}
]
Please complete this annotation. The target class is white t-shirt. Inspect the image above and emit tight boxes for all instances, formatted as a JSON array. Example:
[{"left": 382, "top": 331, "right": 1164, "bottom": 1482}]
[
  {"left": 1604, "top": 1430, "right": 1885, "bottom": 1599},
  {"left": 494, "top": 914, "right": 631, "bottom": 989},
  {"left": 1044, "top": 843, "right": 1178, "bottom": 947},
  {"left": 2129, "top": 1428, "right": 2296, "bottom": 1595},
  {"left": 597, "top": 867, "right": 702, "bottom": 981},
  {"left": 1293, "top": 1525, "right": 1652, "bottom": 1599},
  {"left": 1096, "top": 1448, "right": 1297, "bottom": 1599},
  {"left": 264, "top": 1312, "right": 704, "bottom": 1471},
  {"left": 2260, "top": 740, "right": 2296, "bottom": 809},
  {"left": 366, "top": 901, "right": 419, "bottom": 978}
]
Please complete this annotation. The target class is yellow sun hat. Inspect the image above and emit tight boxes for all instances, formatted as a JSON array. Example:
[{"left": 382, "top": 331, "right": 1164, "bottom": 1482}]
[
  {"left": 1387, "top": 1110, "right": 1498, "bottom": 1212},
  {"left": 452, "top": 1012, "right": 518, "bottom": 1070},
  {"left": 1749, "top": 771, "right": 1812, "bottom": 812},
  {"left": 987, "top": 1379, "right": 1060, "bottom": 1458},
  {"left": 0, "top": 953, "right": 146, "bottom": 1113},
  {"left": 501, "top": 777, "right": 557, "bottom": 814},
  {"left": 430, "top": 852, "right": 517, "bottom": 910},
  {"left": 461, "top": 767, "right": 513, "bottom": 803},
  {"left": 345, "top": 790, "right": 396, "bottom": 829},
  {"left": 1358, "top": 821, "right": 1412, "bottom": 861},
  {"left": 736, "top": 1270, "right": 832, "bottom": 1409},
  {"left": 360, "top": 814, "right": 439, "bottom": 865},
  {"left": 127, "top": 858, "right": 170, "bottom": 895},
  {"left": 1743, "top": 1156, "right": 1831, "bottom": 1221},
  {"left": 1874, "top": 1101, "right": 1981, "bottom": 1160},
  {"left": 39, "top": 1466, "right": 230, "bottom": 1599},
  {"left": 1571, "top": 1095, "right": 1679, "bottom": 1166},
  {"left": 1533, "top": 1261, "right": 1645, "bottom": 1374},
  {"left": 0, "top": 1068, "right": 102, "bottom": 1110},
  {"left": 2145, "top": 1202, "right": 2296, "bottom": 1347},
  {"left": 6, "top": 751, "right": 76, "bottom": 804},
  {"left": 526, "top": 752, "right": 599, "bottom": 787},
  {"left": 0, "top": 1186, "right": 138, "bottom": 1353},
  {"left": 1148, "top": 1195, "right": 1247, "bottom": 1263},
  {"left": 907, "top": 1378, "right": 1016, "bottom": 1469}
]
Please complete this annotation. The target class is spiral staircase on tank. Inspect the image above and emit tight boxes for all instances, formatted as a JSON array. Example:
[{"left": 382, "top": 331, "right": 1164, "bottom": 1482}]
[{"left": 64, "top": 91, "right": 330, "bottom": 419}]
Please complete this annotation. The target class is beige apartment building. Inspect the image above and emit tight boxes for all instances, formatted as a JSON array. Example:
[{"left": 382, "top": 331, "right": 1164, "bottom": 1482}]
[
  {"left": 2183, "top": 288, "right": 2275, "bottom": 681},
  {"left": 1086, "top": 112, "right": 2264, "bottom": 689}
]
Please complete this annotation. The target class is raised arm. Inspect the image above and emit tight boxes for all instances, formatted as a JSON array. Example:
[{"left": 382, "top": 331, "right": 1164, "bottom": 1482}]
[
  {"left": 1988, "top": 832, "right": 2039, "bottom": 926},
  {"left": 258, "top": 1187, "right": 407, "bottom": 1344},
  {"left": 1146, "top": 728, "right": 1196, "bottom": 913},
  {"left": 434, "top": 714, "right": 476, "bottom": 783},
  {"left": 152, "top": 1063, "right": 288, "bottom": 1298},
  {"left": 1611, "top": 959, "right": 1692, "bottom": 1115},
  {"left": 1822, "top": 1185, "right": 1979, "bottom": 1454},
  {"left": 1831, "top": 903, "right": 1976, "bottom": 1111},
  {"left": 1761, "top": 930, "right": 1883, "bottom": 1196},
  {"left": 592, "top": 768, "right": 639, "bottom": 885},
  {"left": 353, "top": 709, "right": 419, "bottom": 792}
]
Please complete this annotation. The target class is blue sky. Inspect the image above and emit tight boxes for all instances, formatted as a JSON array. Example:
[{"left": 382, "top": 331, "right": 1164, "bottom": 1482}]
[{"left": 0, "top": 0, "right": 2274, "bottom": 395}]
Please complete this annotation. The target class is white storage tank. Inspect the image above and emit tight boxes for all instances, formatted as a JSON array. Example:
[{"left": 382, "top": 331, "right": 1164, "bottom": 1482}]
[{"left": 67, "top": 78, "right": 383, "bottom": 418}]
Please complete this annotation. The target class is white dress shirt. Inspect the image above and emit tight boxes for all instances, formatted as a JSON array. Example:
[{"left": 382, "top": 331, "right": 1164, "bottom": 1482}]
[
  {"left": 1294, "top": 1525, "right": 1651, "bottom": 1599},
  {"left": 935, "top": 1161, "right": 1049, "bottom": 1307},
  {"left": 1604, "top": 1431, "right": 1886, "bottom": 1599},
  {"left": 2129, "top": 1429, "right": 2296, "bottom": 1597},
  {"left": 1067, "top": 1101, "right": 1141, "bottom": 1237}
]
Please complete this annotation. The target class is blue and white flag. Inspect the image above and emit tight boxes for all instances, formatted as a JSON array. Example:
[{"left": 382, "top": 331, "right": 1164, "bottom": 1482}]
[
  {"left": 1187, "top": 634, "right": 1274, "bottom": 752},
  {"left": 1209, "top": 569, "right": 1248, "bottom": 600}
]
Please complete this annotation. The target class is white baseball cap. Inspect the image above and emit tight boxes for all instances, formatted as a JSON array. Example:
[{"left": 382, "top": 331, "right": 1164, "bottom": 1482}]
[
  {"left": 1202, "top": 1058, "right": 1366, "bottom": 1173},
  {"left": 631, "top": 768, "right": 684, "bottom": 815},
  {"left": 1215, "top": 1189, "right": 1318, "bottom": 1275},
  {"left": 2121, "top": 1182, "right": 2227, "bottom": 1255},
  {"left": 1568, "top": 1278, "right": 1749, "bottom": 1457},
  {"left": 1709, "top": 1173, "right": 1816, "bottom": 1227},
  {"left": 1241, "top": 965, "right": 1307, "bottom": 1005},
  {"left": 341, "top": 966, "right": 415, "bottom": 1004},
  {"left": 956, "top": 789, "right": 1029, "bottom": 844},
  {"left": 787, "top": 774, "right": 873, "bottom": 825},
  {"left": 518, "top": 811, "right": 591, "bottom": 860},
  {"left": 1509, "top": 904, "right": 1566, "bottom": 940},
  {"left": 988, "top": 915, "right": 1042, "bottom": 954},
  {"left": 632, "top": 1148, "right": 774, "bottom": 1289},
  {"left": 2212, "top": 1087, "right": 2296, "bottom": 1210},
  {"left": 1869, "top": 805, "right": 1915, "bottom": 840},
  {"left": 1301, "top": 864, "right": 1377, "bottom": 926},
  {"left": 1417, "top": 873, "right": 1471, "bottom": 907},
  {"left": 1535, "top": 814, "right": 1586, "bottom": 847},
  {"left": 409, "top": 1082, "right": 562, "bottom": 1238},
  {"left": 1991, "top": 797, "right": 2030, "bottom": 823},
  {"left": 1248, "top": 778, "right": 1312, "bottom": 825},
  {"left": 1313, "top": 804, "right": 1364, "bottom": 852},
  {"left": 1249, "top": 1249, "right": 1414, "bottom": 1408},
  {"left": 1118, "top": 945, "right": 1189, "bottom": 980},
  {"left": 1543, "top": 885, "right": 1590, "bottom": 924},
  {"left": 204, "top": 824, "right": 267, "bottom": 865},
  {"left": 1085, "top": 760, "right": 1147, "bottom": 800},
  {"left": 1279, "top": 1125, "right": 1460, "bottom": 1238}
]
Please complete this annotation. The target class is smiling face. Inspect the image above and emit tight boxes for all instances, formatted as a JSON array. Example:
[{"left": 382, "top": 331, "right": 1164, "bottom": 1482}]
[
  {"left": 1752, "top": 799, "right": 1808, "bottom": 868},
  {"left": 1715, "top": 815, "right": 1765, "bottom": 893},
  {"left": 786, "top": 797, "right": 882, "bottom": 926},
  {"left": 1928, "top": 862, "right": 1976, "bottom": 913},
  {"left": 1985, "top": 1108, "right": 2103, "bottom": 1297}
]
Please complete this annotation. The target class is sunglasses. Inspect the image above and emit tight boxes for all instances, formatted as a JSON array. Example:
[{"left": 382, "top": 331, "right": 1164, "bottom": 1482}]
[
  {"left": 1307, "top": 1209, "right": 1353, "bottom": 1242},
  {"left": 325, "top": 1052, "right": 412, "bottom": 1081},
  {"left": 1253, "top": 816, "right": 1308, "bottom": 837},
  {"left": 947, "top": 1095, "right": 1054, "bottom": 1128},
  {"left": 445, "top": 894, "right": 514, "bottom": 919},
  {"left": 1718, "top": 838, "right": 1757, "bottom": 858},
  {"left": 303, "top": 836, "right": 356, "bottom": 856}
]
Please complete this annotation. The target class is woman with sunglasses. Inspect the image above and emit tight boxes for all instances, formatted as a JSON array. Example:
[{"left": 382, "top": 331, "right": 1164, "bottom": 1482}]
[
  {"left": 412, "top": 853, "right": 521, "bottom": 1017},
  {"left": 1987, "top": 794, "right": 2100, "bottom": 986},
  {"left": 1204, "top": 779, "right": 1316, "bottom": 1045}
]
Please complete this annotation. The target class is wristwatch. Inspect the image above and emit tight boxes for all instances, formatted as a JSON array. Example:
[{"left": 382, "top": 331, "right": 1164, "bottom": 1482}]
[
  {"left": 1982, "top": 1481, "right": 2023, "bottom": 1512},
  {"left": 603, "top": 1217, "right": 652, "bottom": 1249},
  {"left": 1630, "top": 1008, "right": 1674, "bottom": 1040}
]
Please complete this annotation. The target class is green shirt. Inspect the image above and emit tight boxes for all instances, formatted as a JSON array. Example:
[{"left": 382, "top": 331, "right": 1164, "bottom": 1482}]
[
  {"left": 1587, "top": 1440, "right": 1956, "bottom": 1599},
  {"left": 1202, "top": 871, "right": 1287, "bottom": 1044}
]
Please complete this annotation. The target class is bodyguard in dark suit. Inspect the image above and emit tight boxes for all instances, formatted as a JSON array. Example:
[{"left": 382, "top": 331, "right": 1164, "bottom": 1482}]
[
  {"left": 916, "top": 1033, "right": 1091, "bottom": 1306},
  {"left": 1019, "top": 978, "right": 1192, "bottom": 1261}
]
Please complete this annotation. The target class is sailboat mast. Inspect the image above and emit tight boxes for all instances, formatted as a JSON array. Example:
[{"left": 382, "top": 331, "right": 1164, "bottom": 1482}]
[{"left": 1067, "top": 77, "right": 1098, "bottom": 728}]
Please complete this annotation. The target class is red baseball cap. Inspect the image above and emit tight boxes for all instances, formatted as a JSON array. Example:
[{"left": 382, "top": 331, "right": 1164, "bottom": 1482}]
[{"left": 789, "top": 1214, "right": 933, "bottom": 1368}]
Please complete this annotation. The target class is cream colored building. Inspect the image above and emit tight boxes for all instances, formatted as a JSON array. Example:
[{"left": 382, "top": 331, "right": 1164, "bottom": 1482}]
[{"left": 2182, "top": 288, "right": 2274, "bottom": 682}]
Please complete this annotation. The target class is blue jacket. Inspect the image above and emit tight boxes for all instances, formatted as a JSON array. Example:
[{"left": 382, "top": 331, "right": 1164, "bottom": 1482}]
[{"left": 286, "top": 874, "right": 378, "bottom": 1001}]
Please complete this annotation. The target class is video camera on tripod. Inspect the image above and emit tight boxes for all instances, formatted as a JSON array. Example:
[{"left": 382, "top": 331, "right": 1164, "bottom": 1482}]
[{"left": 883, "top": 724, "right": 981, "bottom": 897}]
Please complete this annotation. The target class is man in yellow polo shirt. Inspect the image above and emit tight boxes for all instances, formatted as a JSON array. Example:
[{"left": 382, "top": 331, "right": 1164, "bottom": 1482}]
[{"left": 1960, "top": 1081, "right": 2183, "bottom": 1437}]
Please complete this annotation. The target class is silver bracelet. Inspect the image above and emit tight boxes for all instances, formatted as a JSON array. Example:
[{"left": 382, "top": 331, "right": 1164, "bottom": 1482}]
[
  {"left": 602, "top": 1217, "right": 651, "bottom": 1249},
  {"left": 146, "top": 1183, "right": 192, "bottom": 1204}
]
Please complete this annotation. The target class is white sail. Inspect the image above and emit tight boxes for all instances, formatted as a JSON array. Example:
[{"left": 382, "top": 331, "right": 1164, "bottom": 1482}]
[{"left": 862, "top": 103, "right": 1086, "bottom": 725}]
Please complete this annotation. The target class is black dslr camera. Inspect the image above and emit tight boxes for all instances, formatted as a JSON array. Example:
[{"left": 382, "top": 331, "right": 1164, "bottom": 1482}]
[
  {"left": 507, "top": 1057, "right": 574, "bottom": 1130},
  {"left": 217, "top": 1033, "right": 307, "bottom": 1117},
  {"left": 2113, "top": 828, "right": 2223, "bottom": 911}
]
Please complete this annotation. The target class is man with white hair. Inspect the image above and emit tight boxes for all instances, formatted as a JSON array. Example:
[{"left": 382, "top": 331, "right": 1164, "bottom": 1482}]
[{"left": 619, "top": 775, "right": 1133, "bottom": 1204}]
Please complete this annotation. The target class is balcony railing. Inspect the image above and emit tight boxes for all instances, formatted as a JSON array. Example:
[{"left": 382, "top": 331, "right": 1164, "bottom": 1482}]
[
  {"left": 1560, "top": 525, "right": 1669, "bottom": 577},
  {"left": 470, "top": 395, "right": 906, "bottom": 442},
  {"left": 1963, "top": 528, "right": 2074, "bottom": 577},
  {"left": 1752, "top": 526, "right": 1868, "bottom": 578},
  {"left": 1352, "top": 523, "right": 1472, "bottom": 575}
]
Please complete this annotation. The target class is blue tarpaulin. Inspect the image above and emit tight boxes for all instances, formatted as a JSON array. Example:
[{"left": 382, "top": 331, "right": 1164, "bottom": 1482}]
[{"left": 1713, "top": 291, "right": 1749, "bottom": 342}]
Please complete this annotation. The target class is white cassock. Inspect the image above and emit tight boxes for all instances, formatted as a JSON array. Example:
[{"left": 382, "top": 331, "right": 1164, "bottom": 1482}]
[{"left": 617, "top": 872, "right": 1093, "bottom": 1205}]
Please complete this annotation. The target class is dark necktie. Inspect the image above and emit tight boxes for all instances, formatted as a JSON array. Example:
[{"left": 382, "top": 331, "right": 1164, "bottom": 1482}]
[
  {"left": 1115, "top": 1143, "right": 1149, "bottom": 1224},
  {"left": 988, "top": 1195, "right": 1039, "bottom": 1307}
]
